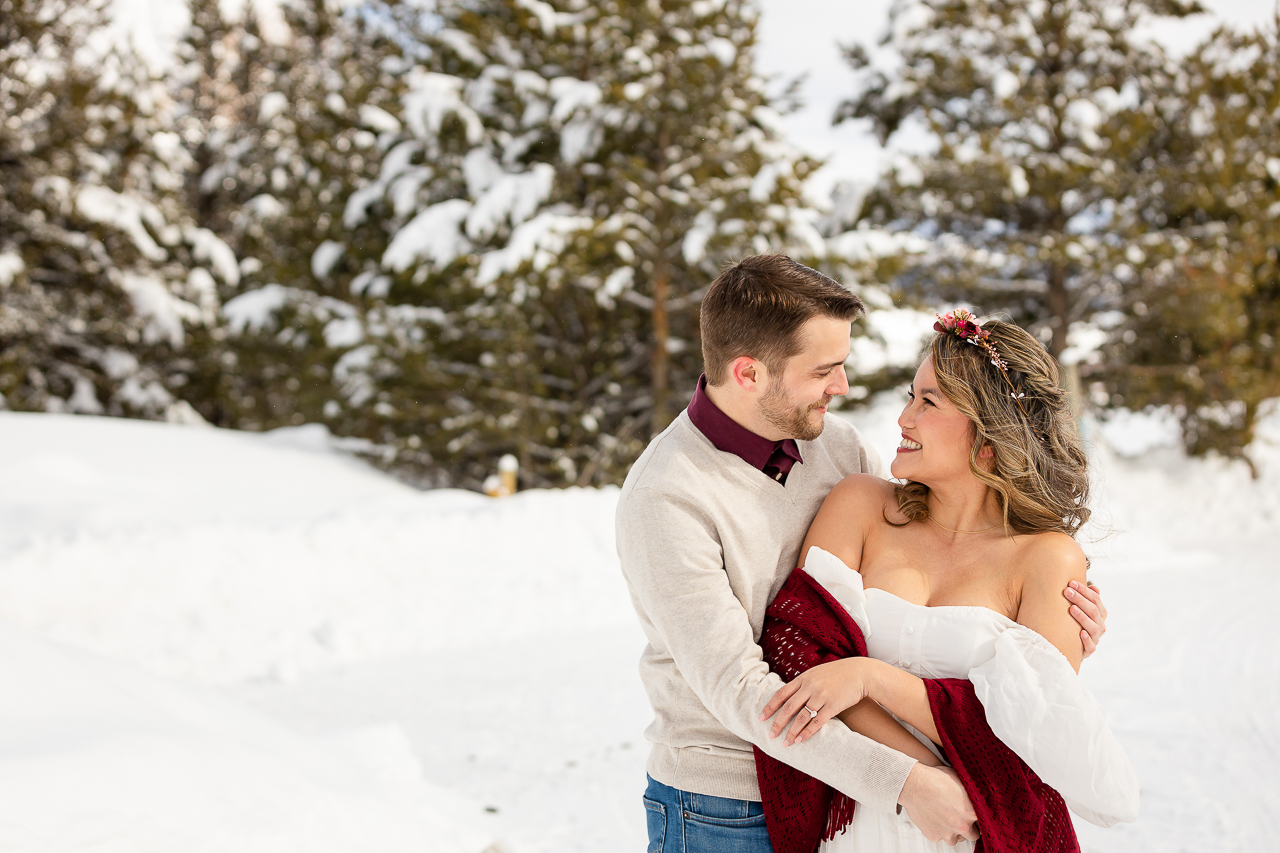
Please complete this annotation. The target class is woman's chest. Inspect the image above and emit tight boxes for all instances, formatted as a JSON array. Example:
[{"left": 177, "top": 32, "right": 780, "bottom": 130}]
[{"left": 859, "top": 530, "right": 1023, "bottom": 618}]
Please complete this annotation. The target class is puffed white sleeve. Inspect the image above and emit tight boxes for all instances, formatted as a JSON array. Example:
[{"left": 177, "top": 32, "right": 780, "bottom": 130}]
[{"left": 969, "top": 627, "right": 1141, "bottom": 827}]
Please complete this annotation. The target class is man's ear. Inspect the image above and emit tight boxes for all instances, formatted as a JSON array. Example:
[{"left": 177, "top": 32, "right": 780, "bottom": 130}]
[{"left": 729, "top": 356, "right": 764, "bottom": 392}]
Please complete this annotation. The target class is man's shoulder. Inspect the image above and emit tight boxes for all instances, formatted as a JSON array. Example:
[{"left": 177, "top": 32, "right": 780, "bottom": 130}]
[
  {"left": 619, "top": 412, "right": 715, "bottom": 501},
  {"left": 616, "top": 414, "right": 733, "bottom": 553},
  {"left": 813, "top": 413, "right": 864, "bottom": 447},
  {"left": 801, "top": 414, "right": 883, "bottom": 478}
]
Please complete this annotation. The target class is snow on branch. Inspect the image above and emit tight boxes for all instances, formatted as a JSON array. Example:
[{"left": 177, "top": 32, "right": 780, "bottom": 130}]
[
  {"left": 382, "top": 199, "right": 473, "bottom": 272},
  {"left": 549, "top": 77, "right": 602, "bottom": 122},
  {"left": 345, "top": 141, "right": 426, "bottom": 228},
  {"left": 403, "top": 71, "right": 484, "bottom": 145},
  {"left": 76, "top": 185, "right": 170, "bottom": 262},
  {"left": 0, "top": 251, "right": 24, "bottom": 288},
  {"left": 223, "top": 284, "right": 298, "bottom": 334},
  {"left": 466, "top": 163, "right": 556, "bottom": 242},
  {"left": 514, "top": 0, "right": 587, "bottom": 35},
  {"left": 476, "top": 210, "right": 593, "bottom": 284},
  {"left": 118, "top": 272, "right": 202, "bottom": 347},
  {"left": 184, "top": 226, "right": 239, "bottom": 286},
  {"left": 437, "top": 29, "right": 487, "bottom": 67},
  {"left": 312, "top": 241, "right": 344, "bottom": 280}
]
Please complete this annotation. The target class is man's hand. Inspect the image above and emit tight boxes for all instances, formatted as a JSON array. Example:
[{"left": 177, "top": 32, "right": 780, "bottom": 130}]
[
  {"left": 1064, "top": 580, "right": 1108, "bottom": 659},
  {"left": 897, "top": 764, "right": 979, "bottom": 845}
]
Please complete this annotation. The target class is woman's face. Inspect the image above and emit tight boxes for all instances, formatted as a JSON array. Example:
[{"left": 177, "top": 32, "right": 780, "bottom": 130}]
[{"left": 890, "top": 356, "right": 978, "bottom": 484}]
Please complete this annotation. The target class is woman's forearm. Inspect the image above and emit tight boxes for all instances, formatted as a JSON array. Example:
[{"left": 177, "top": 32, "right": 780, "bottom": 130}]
[
  {"left": 865, "top": 660, "right": 941, "bottom": 746},
  {"left": 763, "top": 657, "right": 943, "bottom": 752},
  {"left": 837, "top": 698, "right": 942, "bottom": 766}
]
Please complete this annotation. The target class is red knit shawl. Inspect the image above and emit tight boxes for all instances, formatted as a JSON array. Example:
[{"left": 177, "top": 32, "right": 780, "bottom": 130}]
[{"left": 753, "top": 567, "right": 1080, "bottom": 853}]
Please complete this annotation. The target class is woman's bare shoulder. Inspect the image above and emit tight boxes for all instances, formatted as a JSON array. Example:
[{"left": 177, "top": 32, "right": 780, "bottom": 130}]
[
  {"left": 823, "top": 473, "right": 906, "bottom": 526},
  {"left": 1016, "top": 531, "right": 1087, "bottom": 590},
  {"left": 1012, "top": 532, "right": 1089, "bottom": 668},
  {"left": 1021, "top": 531, "right": 1086, "bottom": 563},
  {"left": 826, "top": 472, "right": 897, "bottom": 506},
  {"left": 803, "top": 475, "right": 900, "bottom": 570}
]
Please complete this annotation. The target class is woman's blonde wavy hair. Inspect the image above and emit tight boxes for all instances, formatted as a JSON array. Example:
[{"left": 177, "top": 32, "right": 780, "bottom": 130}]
[{"left": 894, "top": 319, "right": 1091, "bottom": 536}]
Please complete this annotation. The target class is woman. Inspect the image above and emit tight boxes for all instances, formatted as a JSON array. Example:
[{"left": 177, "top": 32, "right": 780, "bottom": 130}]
[{"left": 756, "top": 310, "right": 1138, "bottom": 852}]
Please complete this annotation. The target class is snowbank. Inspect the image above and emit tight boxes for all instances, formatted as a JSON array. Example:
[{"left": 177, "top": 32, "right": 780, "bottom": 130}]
[
  {"left": 0, "top": 623, "right": 491, "bottom": 852},
  {"left": 0, "top": 413, "right": 629, "bottom": 685}
]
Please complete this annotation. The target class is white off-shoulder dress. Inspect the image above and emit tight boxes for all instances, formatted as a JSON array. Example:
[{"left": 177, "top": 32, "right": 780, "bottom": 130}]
[{"left": 798, "top": 547, "right": 1140, "bottom": 853}]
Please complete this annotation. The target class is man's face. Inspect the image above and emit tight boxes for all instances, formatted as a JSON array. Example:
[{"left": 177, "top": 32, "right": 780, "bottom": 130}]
[{"left": 756, "top": 316, "right": 852, "bottom": 441}]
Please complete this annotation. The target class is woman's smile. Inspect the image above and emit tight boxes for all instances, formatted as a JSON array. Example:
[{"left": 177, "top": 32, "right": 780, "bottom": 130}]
[{"left": 890, "top": 356, "right": 978, "bottom": 482}]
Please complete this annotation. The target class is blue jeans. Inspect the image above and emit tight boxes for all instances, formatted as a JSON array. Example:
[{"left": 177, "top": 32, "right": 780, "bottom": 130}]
[{"left": 643, "top": 775, "right": 774, "bottom": 853}]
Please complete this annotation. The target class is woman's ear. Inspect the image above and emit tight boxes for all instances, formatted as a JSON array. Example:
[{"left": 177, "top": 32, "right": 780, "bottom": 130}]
[{"left": 978, "top": 443, "right": 994, "bottom": 460}]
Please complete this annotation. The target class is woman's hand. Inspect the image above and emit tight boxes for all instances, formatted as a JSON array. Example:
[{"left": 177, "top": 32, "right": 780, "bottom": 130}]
[
  {"left": 1065, "top": 580, "right": 1108, "bottom": 658},
  {"left": 760, "top": 658, "right": 880, "bottom": 746}
]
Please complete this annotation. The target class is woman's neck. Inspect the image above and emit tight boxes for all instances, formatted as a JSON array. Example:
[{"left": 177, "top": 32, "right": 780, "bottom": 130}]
[{"left": 924, "top": 481, "right": 1003, "bottom": 535}]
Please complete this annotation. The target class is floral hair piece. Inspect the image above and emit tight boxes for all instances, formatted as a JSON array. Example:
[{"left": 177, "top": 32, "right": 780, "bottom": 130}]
[{"left": 933, "top": 309, "right": 1031, "bottom": 418}]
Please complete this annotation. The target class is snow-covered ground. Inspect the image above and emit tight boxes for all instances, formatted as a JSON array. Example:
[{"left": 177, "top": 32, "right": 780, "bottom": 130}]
[{"left": 2, "top": 400, "right": 1278, "bottom": 852}]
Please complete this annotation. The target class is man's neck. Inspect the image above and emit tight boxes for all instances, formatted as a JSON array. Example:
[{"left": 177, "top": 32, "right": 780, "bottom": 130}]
[{"left": 703, "top": 381, "right": 782, "bottom": 442}]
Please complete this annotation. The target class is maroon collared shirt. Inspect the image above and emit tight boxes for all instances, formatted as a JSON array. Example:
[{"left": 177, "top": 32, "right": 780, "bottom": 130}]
[{"left": 687, "top": 374, "right": 804, "bottom": 485}]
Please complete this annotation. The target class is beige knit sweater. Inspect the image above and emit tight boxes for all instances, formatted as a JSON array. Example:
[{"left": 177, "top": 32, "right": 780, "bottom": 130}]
[{"left": 616, "top": 409, "right": 917, "bottom": 813}]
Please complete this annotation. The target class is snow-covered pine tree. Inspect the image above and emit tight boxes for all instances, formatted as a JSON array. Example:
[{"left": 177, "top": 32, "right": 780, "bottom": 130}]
[
  {"left": 0, "top": 0, "right": 233, "bottom": 418},
  {"left": 837, "top": 0, "right": 1202, "bottom": 358},
  {"left": 335, "top": 0, "right": 827, "bottom": 488},
  {"left": 171, "top": 0, "right": 405, "bottom": 431},
  {"left": 1096, "top": 19, "right": 1280, "bottom": 466},
  {"left": 176, "top": 0, "right": 241, "bottom": 236}
]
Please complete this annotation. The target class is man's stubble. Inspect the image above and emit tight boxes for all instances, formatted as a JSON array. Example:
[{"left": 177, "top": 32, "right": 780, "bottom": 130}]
[{"left": 758, "top": 382, "right": 831, "bottom": 442}]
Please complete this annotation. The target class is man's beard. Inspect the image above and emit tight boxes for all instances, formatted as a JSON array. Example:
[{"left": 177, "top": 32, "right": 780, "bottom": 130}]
[{"left": 759, "top": 383, "right": 831, "bottom": 441}]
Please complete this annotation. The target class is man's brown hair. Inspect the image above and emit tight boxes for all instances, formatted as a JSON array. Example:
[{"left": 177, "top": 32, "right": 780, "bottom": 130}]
[{"left": 700, "top": 254, "right": 865, "bottom": 385}]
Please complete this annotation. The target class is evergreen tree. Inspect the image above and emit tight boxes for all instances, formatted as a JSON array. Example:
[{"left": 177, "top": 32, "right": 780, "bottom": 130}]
[
  {"left": 838, "top": 0, "right": 1201, "bottom": 358},
  {"left": 0, "top": 0, "right": 232, "bottom": 417},
  {"left": 171, "top": 0, "right": 406, "bottom": 431},
  {"left": 321, "top": 0, "right": 826, "bottom": 488},
  {"left": 1097, "top": 19, "right": 1280, "bottom": 467}
]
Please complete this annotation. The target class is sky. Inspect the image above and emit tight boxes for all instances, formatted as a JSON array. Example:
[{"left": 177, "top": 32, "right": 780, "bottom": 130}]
[{"left": 755, "top": 0, "right": 1280, "bottom": 197}]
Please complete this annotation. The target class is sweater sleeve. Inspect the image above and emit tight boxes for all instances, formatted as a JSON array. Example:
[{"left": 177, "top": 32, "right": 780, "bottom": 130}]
[{"left": 617, "top": 484, "right": 916, "bottom": 813}]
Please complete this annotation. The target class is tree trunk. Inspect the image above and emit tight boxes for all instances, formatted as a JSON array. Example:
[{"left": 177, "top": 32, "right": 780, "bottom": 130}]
[
  {"left": 650, "top": 259, "right": 671, "bottom": 433},
  {"left": 1047, "top": 261, "right": 1069, "bottom": 359},
  {"left": 650, "top": 112, "right": 672, "bottom": 435}
]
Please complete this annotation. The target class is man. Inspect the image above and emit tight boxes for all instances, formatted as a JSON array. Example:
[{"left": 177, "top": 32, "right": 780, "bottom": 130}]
[{"left": 616, "top": 255, "right": 1107, "bottom": 852}]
